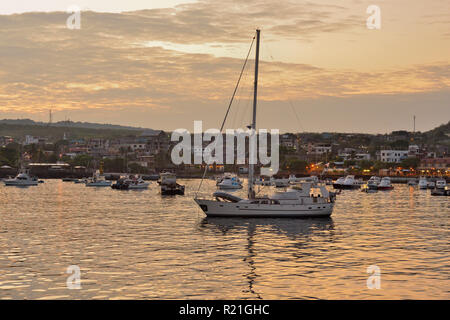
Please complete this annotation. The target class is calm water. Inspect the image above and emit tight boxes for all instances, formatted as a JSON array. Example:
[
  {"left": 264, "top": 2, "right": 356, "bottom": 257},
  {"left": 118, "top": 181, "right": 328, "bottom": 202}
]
[{"left": 0, "top": 179, "right": 448, "bottom": 299}]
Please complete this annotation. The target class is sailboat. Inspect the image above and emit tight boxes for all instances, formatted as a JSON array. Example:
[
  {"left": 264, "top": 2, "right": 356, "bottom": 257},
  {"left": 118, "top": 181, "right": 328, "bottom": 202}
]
[{"left": 194, "top": 29, "right": 337, "bottom": 218}]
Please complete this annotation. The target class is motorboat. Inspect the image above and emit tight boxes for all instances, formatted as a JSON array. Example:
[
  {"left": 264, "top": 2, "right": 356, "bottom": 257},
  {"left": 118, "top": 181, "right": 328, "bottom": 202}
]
[
  {"left": 158, "top": 172, "right": 185, "bottom": 195},
  {"left": 85, "top": 170, "right": 112, "bottom": 187},
  {"left": 111, "top": 178, "right": 129, "bottom": 190},
  {"left": 367, "top": 176, "right": 381, "bottom": 190},
  {"left": 377, "top": 177, "right": 394, "bottom": 190},
  {"left": 407, "top": 179, "right": 418, "bottom": 186},
  {"left": 418, "top": 177, "right": 428, "bottom": 189},
  {"left": 194, "top": 30, "right": 338, "bottom": 218},
  {"left": 333, "top": 175, "right": 360, "bottom": 190},
  {"left": 427, "top": 181, "right": 436, "bottom": 189},
  {"left": 217, "top": 173, "right": 243, "bottom": 190},
  {"left": 3, "top": 170, "right": 39, "bottom": 186},
  {"left": 112, "top": 175, "right": 150, "bottom": 190},
  {"left": 431, "top": 186, "right": 450, "bottom": 196},
  {"left": 435, "top": 178, "right": 447, "bottom": 189},
  {"left": 125, "top": 175, "right": 150, "bottom": 189}
]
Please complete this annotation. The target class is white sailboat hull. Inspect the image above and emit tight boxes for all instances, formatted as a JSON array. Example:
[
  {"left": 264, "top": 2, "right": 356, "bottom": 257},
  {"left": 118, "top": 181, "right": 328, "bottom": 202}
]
[{"left": 194, "top": 199, "right": 333, "bottom": 218}]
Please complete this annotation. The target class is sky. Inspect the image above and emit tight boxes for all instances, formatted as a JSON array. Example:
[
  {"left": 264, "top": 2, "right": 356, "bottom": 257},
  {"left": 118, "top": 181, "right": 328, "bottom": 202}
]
[{"left": 0, "top": 0, "right": 449, "bottom": 133}]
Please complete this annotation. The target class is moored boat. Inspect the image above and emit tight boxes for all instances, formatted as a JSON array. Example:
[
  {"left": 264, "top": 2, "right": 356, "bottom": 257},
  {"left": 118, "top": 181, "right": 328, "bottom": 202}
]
[
  {"left": 216, "top": 173, "right": 243, "bottom": 190},
  {"left": 418, "top": 177, "right": 428, "bottom": 189},
  {"left": 85, "top": 170, "right": 112, "bottom": 187},
  {"left": 435, "top": 178, "right": 447, "bottom": 189},
  {"left": 333, "top": 175, "right": 360, "bottom": 190},
  {"left": 377, "top": 177, "right": 394, "bottom": 191},
  {"left": 194, "top": 29, "right": 338, "bottom": 218},
  {"left": 3, "top": 169, "right": 39, "bottom": 186},
  {"left": 158, "top": 172, "right": 185, "bottom": 195}
]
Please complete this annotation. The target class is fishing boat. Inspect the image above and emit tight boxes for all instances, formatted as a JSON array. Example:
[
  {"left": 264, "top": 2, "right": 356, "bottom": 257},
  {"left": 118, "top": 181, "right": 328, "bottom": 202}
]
[
  {"left": 3, "top": 169, "right": 39, "bottom": 186},
  {"left": 85, "top": 170, "right": 112, "bottom": 187},
  {"left": 158, "top": 172, "right": 185, "bottom": 195},
  {"left": 194, "top": 30, "right": 337, "bottom": 218}
]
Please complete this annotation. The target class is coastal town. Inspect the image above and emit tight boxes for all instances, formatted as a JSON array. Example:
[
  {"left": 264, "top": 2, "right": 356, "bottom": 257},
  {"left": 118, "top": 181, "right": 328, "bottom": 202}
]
[{"left": 0, "top": 119, "right": 449, "bottom": 179}]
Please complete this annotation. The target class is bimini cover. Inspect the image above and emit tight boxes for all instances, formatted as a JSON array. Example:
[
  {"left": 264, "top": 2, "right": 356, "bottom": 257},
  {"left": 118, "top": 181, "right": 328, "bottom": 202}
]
[{"left": 213, "top": 191, "right": 242, "bottom": 203}]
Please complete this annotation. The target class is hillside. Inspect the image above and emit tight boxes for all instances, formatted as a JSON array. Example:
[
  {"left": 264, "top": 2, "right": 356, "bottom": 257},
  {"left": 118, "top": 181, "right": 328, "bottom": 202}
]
[
  {"left": 0, "top": 119, "right": 154, "bottom": 132},
  {"left": 0, "top": 123, "right": 145, "bottom": 141}
]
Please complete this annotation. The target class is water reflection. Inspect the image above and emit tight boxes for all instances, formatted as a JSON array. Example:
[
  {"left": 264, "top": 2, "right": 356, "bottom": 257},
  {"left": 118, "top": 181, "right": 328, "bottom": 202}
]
[
  {"left": 198, "top": 217, "right": 335, "bottom": 299},
  {"left": 199, "top": 217, "right": 334, "bottom": 240}
]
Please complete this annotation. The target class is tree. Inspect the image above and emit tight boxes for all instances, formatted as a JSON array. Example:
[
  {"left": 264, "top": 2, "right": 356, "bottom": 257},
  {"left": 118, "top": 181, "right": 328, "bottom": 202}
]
[
  {"left": 0, "top": 143, "right": 20, "bottom": 166},
  {"left": 71, "top": 154, "right": 93, "bottom": 167},
  {"left": 400, "top": 157, "right": 420, "bottom": 169},
  {"left": 284, "top": 159, "right": 308, "bottom": 172}
]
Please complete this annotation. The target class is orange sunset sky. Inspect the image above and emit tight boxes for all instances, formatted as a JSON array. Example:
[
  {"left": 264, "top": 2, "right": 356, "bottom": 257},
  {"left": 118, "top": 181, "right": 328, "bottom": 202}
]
[{"left": 0, "top": 0, "right": 449, "bottom": 133}]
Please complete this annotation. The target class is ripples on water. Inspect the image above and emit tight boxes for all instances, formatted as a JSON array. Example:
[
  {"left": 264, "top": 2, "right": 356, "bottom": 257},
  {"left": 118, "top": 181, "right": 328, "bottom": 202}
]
[{"left": 0, "top": 180, "right": 448, "bottom": 299}]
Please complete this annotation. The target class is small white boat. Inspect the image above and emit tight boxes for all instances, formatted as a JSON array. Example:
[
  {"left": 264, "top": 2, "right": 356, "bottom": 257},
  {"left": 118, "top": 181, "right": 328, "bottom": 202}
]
[
  {"left": 333, "top": 175, "right": 360, "bottom": 190},
  {"left": 418, "top": 177, "right": 428, "bottom": 189},
  {"left": 377, "top": 177, "right": 394, "bottom": 190},
  {"left": 85, "top": 170, "right": 111, "bottom": 187},
  {"left": 125, "top": 175, "right": 150, "bottom": 189},
  {"left": 407, "top": 179, "right": 418, "bottom": 186},
  {"left": 3, "top": 170, "right": 39, "bottom": 186},
  {"left": 435, "top": 179, "right": 447, "bottom": 189},
  {"left": 217, "top": 173, "right": 243, "bottom": 190},
  {"left": 367, "top": 176, "right": 381, "bottom": 190}
]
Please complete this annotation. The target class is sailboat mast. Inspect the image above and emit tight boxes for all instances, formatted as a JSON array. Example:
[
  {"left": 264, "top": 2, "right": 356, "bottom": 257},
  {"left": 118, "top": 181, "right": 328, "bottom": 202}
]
[{"left": 248, "top": 29, "right": 260, "bottom": 199}]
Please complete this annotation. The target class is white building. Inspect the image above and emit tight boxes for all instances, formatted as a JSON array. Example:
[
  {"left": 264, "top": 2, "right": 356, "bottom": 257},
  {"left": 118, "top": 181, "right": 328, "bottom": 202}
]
[
  {"left": 380, "top": 150, "right": 408, "bottom": 163},
  {"left": 308, "top": 144, "right": 332, "bottom": 155},
  {"left": 24, "top": 135, "right": 47, "bottom": 145},
  {"left": 408, "top": 144, "right": 420, "bottom": 157}
]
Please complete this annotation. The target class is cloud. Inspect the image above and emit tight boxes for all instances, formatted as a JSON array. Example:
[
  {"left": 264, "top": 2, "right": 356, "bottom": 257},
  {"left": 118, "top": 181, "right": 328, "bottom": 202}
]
[{"left": 0, "top": 2, "right": 448, "bottom": 132}]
